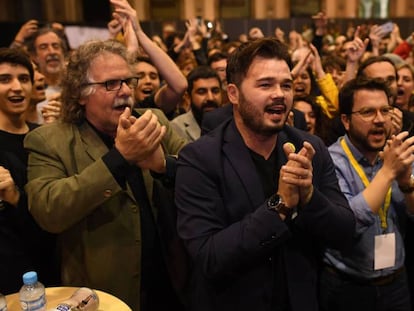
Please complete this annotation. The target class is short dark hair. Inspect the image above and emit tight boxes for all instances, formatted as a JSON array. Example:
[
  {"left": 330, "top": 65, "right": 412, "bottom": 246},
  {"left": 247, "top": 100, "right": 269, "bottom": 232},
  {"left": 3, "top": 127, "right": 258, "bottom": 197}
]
[
  {"left": 356, "top": 55, "right": 396, "bottom": 78},
  {"left": 322, "top": 55, "right": 346, "bottom": 72},
  {"left": 0, "top": 48, "right": 34, "bottom": 83},
  {"left": 339, "top": 77, "right": 392, "bottom": 115},
  {"left": 133, "top": 54, "right": 154, "bottom": 67},
  {"left": 207, "top": 51, "right": 228, "bottom": 66},
  {"left": 131, "top": 53, "right": 164, "bottom": 82},
  {"left": 226, "top": 37, "right": 292, "bottom": 86},
  {"left": 187, "top": 66, "right": 221, "bottom": 94},
  {"left": 26, "top": 27, "right": 68, "bottom": 56}
]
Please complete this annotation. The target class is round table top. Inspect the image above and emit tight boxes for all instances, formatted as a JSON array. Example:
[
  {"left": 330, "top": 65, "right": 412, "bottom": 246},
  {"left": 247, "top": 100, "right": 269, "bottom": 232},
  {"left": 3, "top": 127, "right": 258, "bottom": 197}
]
[{"left": 6, "top": 286, "right": 132, "bottom": 311}]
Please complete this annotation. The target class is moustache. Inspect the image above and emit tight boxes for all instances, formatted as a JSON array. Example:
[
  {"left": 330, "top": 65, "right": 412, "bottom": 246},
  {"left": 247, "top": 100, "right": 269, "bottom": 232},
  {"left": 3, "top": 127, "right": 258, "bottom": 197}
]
[
  {"left": 113, "top": 97, "right": 134, "bottom": 109},
  {"left": 202, "top": 100, "right": 220, "bottom": 110},
  {"left": 46, "top": 54, "right": 61, "bottom": 62},
  {"left": 265, "top": 99, "right": 286, "bottom": 110}
]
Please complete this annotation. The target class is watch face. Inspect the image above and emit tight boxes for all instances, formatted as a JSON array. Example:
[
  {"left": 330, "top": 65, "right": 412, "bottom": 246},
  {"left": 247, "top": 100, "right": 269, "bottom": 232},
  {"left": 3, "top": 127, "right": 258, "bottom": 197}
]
[
  {"left": 268, "top": 194, "right": 291, "bottom": 216},
  {"left": 268, "top": 194, "right": 281, "bottom": 208}
]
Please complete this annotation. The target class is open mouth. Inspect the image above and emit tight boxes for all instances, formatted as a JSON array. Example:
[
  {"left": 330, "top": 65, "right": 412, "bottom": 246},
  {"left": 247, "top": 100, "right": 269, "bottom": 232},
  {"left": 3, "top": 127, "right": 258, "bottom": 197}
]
[
  {"left": 8, "top": 96, "right": 25, "bottom": 104},
  {"left": 294, "top": 86, "right": 306, "bottom": 94},
  {"left": 35, "top": 85, "right": 45, "bottom": 91},
  {"left": 141, "top": 88, "right": 153, "bottom": 95},
  {"left": 113, "top": 103, "right": 130, "bottom": 111},
  {"left": 265, "top": 105, "right": 286, "bottom": 114},
  {"left": 397, "top": 88, "right": 405, "bottom": 96},
  {"left": 369, "top": 128, "right": 385, "bottom": 138}
]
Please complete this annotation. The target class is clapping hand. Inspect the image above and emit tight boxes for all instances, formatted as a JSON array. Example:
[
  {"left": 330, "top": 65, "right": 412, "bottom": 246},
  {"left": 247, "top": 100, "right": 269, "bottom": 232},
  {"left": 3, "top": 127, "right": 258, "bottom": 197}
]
[{"left": 0, "top": 166, "right": 19, "bottom": 207}]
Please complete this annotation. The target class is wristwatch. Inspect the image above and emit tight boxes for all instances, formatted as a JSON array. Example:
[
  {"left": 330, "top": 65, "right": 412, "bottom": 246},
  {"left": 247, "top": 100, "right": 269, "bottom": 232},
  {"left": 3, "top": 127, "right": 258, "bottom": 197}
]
[
  {"left": 399, "top": 175, "right": 414, "bottom": 193},
  {"left": 267, "top": 194, "right": 292, "bottom": 217}
]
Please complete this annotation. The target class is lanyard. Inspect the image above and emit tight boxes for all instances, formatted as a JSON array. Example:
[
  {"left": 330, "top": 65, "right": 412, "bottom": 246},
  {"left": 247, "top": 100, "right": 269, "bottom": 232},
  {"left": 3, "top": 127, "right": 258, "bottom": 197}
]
[{"left": 340, "top": 138, "right": 392, "bottom": 231}]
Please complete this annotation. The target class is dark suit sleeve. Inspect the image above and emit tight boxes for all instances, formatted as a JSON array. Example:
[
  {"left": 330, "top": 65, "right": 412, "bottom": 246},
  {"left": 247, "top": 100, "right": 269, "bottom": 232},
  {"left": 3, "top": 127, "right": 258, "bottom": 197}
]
[
  {"left": 176, "top": 144, "right": 293, "bottom": 279},
  {"left": 175, "top": 133, "right": 355, "bottom": 280}
]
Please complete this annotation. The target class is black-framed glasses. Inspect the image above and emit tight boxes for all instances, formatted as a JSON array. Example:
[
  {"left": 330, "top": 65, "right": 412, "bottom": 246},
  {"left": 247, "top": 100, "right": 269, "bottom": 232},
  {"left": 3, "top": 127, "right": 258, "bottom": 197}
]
[
  {"left": 83, "top": 77, "right": 139, "bottom": 91},
  {"left": 350, "top": 106, "right": 394, "bottom": 121}
]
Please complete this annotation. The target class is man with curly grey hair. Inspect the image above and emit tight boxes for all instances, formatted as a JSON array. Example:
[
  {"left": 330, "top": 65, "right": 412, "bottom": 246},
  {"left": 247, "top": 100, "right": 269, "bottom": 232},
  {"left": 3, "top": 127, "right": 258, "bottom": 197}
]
[{"left": 24, "top": 38, "right": 187, "bottom": 311}]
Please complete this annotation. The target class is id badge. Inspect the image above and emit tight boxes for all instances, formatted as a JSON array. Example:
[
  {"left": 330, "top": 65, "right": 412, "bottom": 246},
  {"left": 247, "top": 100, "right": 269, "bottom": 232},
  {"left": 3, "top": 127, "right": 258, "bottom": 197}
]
[{"left": 374, "top": 233, "right": 396, "bottom": 270}]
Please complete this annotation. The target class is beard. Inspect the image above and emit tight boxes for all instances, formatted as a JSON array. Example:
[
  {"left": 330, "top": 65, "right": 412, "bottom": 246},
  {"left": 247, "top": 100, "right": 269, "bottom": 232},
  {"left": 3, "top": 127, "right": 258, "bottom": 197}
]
[
  {"left": 237, "top": 91, "right": 287, "bottom": 137},
  {"left": 348, "top": 123, "right": 390, "bottom": 153},
  {"left": 191, "top": 100, "right": 220, "bottom": 126}
]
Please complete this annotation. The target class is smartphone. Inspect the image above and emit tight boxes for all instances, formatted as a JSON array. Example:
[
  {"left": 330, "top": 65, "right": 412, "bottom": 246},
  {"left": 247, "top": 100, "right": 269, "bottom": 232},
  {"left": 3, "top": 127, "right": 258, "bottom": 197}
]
[{"left": 379, "top": 21, "right": 393, "bottom": 35}]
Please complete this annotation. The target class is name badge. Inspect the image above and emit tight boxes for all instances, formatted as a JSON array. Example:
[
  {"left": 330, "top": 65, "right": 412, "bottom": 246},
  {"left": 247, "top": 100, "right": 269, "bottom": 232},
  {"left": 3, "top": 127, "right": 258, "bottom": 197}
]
[{"left": 374, "top": 233, "right": 396, "bottom": 270}]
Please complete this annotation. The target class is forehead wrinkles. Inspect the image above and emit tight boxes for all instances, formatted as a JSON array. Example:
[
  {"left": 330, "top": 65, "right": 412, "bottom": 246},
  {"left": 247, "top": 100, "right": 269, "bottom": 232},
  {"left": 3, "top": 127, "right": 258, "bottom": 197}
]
[{"left": 88, "top": 53, "right": 131, "bottom": 81}]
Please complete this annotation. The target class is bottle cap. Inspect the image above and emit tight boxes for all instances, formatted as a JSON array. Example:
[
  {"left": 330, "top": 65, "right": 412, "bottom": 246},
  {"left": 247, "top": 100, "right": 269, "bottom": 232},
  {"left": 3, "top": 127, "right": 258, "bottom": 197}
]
[{"left": 23, "top": 271, "right": 38, "bottom": 285}]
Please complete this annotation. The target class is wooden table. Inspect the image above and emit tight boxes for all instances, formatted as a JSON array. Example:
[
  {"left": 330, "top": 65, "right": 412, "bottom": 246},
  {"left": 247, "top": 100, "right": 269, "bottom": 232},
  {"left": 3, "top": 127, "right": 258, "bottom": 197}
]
[{"left": 6, "top": 286, "right": 132, "bottom": 311}]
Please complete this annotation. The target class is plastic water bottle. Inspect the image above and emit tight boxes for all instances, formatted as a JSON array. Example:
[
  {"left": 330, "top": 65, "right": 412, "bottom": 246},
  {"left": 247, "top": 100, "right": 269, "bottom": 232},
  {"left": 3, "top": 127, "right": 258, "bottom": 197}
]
[
  {"left": 47, "top": 287, "right": 99, "bottom": 311},
  {"left": 19, "top": 271, "right": 46, "bottom": 311},
  {"left": 0, "top": 292, "right": 7, "bottom": 311}
]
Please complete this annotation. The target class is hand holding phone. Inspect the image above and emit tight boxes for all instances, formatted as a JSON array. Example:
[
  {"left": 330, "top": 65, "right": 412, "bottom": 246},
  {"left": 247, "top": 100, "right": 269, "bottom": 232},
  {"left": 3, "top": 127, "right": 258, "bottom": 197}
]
[{"left": 378, "top": 21, "right": 393, "bottom": 36}]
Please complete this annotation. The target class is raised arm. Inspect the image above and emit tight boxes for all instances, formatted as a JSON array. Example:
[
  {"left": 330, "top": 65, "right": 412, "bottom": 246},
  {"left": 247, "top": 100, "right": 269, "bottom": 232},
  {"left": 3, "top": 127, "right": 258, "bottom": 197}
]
[
  {"left": 111, "top": 0, "right": 187, "bottom": 114},
  {"left": 10, "top": 19, "right": 39, "bottom": 49},
  {"left": 343, "top": 26, "right": 369, "bottom": 85}
]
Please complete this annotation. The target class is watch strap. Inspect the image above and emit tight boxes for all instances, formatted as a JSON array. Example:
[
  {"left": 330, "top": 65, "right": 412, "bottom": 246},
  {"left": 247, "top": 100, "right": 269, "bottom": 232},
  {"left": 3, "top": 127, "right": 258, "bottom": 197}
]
[{"left": 267, "top": 194, "right": 292, "bottom": 216}]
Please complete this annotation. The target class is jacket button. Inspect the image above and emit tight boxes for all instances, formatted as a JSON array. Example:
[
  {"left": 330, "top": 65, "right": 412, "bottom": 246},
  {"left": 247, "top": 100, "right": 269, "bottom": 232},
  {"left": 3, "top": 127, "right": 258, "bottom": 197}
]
[{"left": 103, "top": 189, "right": 112, "bottom": 198}]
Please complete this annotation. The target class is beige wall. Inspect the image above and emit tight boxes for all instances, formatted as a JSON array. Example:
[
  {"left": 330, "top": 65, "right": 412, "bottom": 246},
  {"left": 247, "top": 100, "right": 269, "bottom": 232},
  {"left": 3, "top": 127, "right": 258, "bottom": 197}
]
[
  {"left": 42, "top": 0, "right": 83, "bottom": 22},
  {"left": 181, "top": 0, "right": 217, "bottom": 20},
  {"left": 130, "top": 0, "right": 149, "bottom": 21},
  {"left": 324, "top": 0, "right": 358, "bottom": 18},
  {"left": 390, "top": 0, "right": 414, "bottom": 17},
  {"left": 252, "top": 0, "right": 290, "bottom": 19}
]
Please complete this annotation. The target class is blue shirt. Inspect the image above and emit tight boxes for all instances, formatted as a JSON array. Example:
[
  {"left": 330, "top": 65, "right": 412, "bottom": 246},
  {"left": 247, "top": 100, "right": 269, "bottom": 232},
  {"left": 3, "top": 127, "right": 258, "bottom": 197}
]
[{"left": 325, "top": 135, "right": 413, "bottom": 279}]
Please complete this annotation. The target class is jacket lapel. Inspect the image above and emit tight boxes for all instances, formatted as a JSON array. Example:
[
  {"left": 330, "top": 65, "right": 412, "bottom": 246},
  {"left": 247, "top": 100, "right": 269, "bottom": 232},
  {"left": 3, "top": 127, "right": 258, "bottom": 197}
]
[
  {"left": 222, "top": 121, "right": 266, "bottom": 210},
  {"left": 78, "top": 122, "right": 137, "bottom": 203},
  {"left": 184, "top": 111, "right": 201, "bottom": 141},
  {"left": 78, "top": 122, "right": 109, "bottom": 161},
  {"left": 221, "top": 123, "right": 303, "bottom": 210}
]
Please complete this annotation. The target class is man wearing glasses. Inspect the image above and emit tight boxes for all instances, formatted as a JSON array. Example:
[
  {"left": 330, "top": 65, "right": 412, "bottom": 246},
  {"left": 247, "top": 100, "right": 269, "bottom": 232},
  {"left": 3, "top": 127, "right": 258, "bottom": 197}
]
[
  {"left": 320, "top": 77, "right": 414, "bottom": 311},
  {"left": 24, "top": 39, "right": 187, "bottom": 311}
]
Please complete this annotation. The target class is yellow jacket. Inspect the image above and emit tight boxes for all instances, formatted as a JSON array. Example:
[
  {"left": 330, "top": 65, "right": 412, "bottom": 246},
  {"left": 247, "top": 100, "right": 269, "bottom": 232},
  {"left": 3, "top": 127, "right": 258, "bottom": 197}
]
[{"left": 315, "top": 73, "right": 339, "bottom": 119}]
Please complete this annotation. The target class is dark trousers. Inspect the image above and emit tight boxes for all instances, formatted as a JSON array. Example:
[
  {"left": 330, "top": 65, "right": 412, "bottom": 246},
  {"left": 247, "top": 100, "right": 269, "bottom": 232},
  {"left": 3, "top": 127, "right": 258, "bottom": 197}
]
[{"left": 319, "top": 266, "right": 412, "bottom": 311}]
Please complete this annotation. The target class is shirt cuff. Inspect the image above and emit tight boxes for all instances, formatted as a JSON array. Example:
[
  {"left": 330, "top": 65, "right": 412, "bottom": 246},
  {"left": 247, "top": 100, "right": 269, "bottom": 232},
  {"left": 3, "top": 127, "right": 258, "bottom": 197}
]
[
  {"left": 102, "top": 148, "right": 130, "bottom": 188},
  {"left": 150, "top": 155, "right": 177, "bottom": 188}
]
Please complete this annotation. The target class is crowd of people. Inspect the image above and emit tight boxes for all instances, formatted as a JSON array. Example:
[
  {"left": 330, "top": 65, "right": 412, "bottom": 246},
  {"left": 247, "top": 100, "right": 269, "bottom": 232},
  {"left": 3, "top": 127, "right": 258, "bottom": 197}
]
[{"left": 1, "top": 0, "right": 414, "bottom": 310}]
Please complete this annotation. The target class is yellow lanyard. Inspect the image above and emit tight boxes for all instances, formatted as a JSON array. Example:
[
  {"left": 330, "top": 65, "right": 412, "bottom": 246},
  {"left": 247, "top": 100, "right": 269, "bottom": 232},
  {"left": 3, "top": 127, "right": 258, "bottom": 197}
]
[{"left": 340, "top": 138, "right": 392, "bottom": 231}]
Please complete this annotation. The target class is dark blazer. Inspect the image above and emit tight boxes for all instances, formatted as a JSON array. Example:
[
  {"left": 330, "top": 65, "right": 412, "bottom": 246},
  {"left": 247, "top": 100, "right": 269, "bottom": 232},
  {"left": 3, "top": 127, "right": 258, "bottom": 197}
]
[
  {"left": 175, "top": 120, "right": 355, "bottom": 311},
  {"left": 201, "top": 104, "right": 307, "bottom": 135}
]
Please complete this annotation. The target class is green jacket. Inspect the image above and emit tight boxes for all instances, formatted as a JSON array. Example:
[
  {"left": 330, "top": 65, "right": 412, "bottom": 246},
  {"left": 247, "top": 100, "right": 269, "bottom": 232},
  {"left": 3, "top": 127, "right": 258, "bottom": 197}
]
[{"left": 24, "top": 108, "right": 187, "bottom": 311}]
